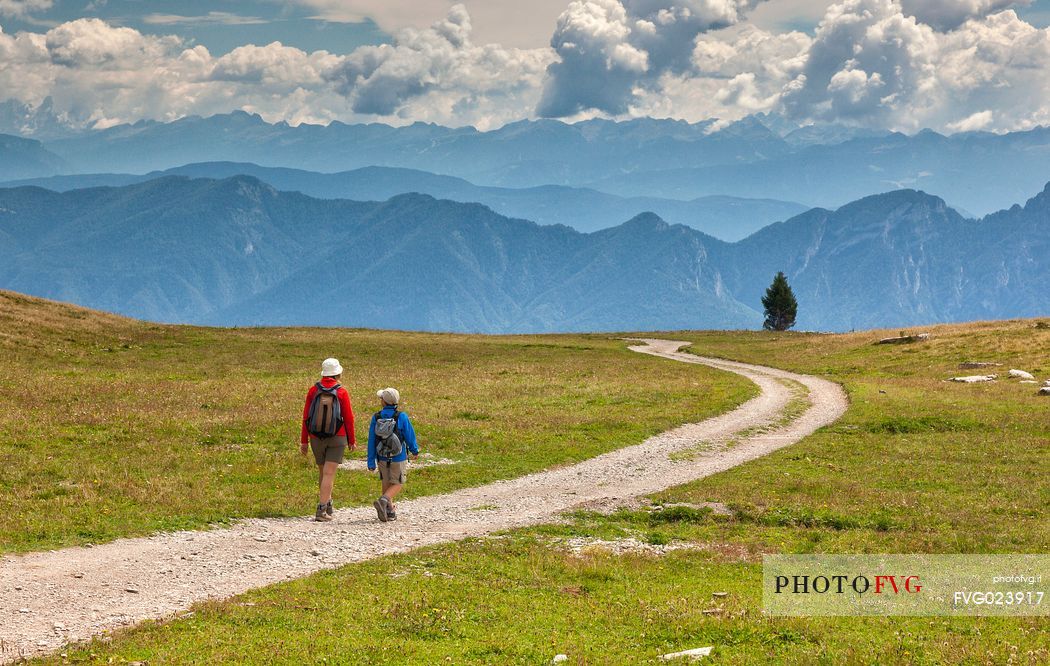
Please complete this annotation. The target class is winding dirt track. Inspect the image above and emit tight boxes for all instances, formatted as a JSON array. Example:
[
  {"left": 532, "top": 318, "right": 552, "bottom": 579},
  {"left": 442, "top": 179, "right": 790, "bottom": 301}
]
[{"left": 0, "top": 339, "right": 847, "bottom": 663}]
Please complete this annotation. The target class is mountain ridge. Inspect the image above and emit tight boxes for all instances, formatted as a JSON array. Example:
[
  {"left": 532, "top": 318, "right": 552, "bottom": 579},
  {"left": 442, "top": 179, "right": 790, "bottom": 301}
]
[
  {"left": 0, "top": 134, "right": 67, "bottom": 182},
  {"left": 0, "top": 175, "right": 1046, "bottom": 332},
  {"left": 27, "top": 110, "right": 1050, "bottom": 215},
  {"left": 0, "top": 162, "right": 808, "bottom": 242}
]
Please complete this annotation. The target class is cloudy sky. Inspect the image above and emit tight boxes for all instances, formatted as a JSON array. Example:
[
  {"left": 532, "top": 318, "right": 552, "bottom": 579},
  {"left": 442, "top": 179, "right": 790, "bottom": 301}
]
[{"left": 2, "top": 1, "right": 1050, "bottom": 133}]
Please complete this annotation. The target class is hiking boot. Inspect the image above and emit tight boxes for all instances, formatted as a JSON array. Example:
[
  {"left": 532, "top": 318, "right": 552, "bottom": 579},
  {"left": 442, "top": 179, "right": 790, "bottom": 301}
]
[
  {"left": 373, "top": 498, "right": 389, "bottom": 522},
  {"left": 315, "top": 504, "right": 332, "bottom": 522},
  {"left": 325, "top": 501, "right": 334, "bottom": 517},
  {"left": 387, "top": 510, "right": 397, "bottom": 521}
]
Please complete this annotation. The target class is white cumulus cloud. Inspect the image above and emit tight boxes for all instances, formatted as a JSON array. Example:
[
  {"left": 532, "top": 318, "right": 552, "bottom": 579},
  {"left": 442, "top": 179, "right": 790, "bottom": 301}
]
[
  {"left": 899, "top": 0, "right": 1031, "bottom": 31},
  {"left": 290, "top": 0, "right": 570, "bottom": 49},
  {"left": 0, "top": 0, "right": 51, "bottom": 19},
  {"left": 946, "top": 109, "right": 994, "bottom": 132},
  {"left": 212, "top": 42, "right": 337, "bottom": 88},
  {"left": 537, "top": 0, "right": 766, "bottom": 117},
  {"left": 324, "top": 4, "right": 552, "bottom": 123},
  {"left": 778, "top": 0, "right": 1050, "bottom": 132},
  {"left": 635, "top": 24, "right": 809, "bottom": 122},
  {"left": 0, "top": 6, "right": 553, "bottom": 130},
  {"left": 2, "top": 0, "right": 1050, "bottom": 135}
]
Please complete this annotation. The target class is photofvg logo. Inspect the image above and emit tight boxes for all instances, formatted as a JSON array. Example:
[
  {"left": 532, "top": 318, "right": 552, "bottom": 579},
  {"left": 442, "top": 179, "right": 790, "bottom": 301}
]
[
  {"left": 763, "top": 554, "right": 1048, "bottom": 617},
  {"left": 775, "top": 572, "right": 923, "bottom": 595}
]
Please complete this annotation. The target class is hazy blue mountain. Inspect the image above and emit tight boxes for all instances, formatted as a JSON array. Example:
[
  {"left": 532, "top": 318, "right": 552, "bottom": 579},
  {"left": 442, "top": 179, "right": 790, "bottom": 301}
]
[
  {"left": 0, "top": 98, "right": 80, "bottom": 140},
  {"left": 590, "top": 127, "right": 1050, "bottom": 216},
  {"left": 0, "top": 173, "right": 144, "bottom": 191},
  {"left": 36, "top": 111, "right": 1050, "bottom": 215},
  {"left": 0, "top": 134, "right": 67, "bottom": 181},
  {"left": 0, "top": 177, "right": 374, "bottom": 322},
  {"left": 728, "top": 187, "right": 1050, "bottom": 330},
  {"left": 782, "top": 124, "right": 891, "bottom": 147},
  {"left": 41, "top": 111, "right": 792, "bottom": 186},
  {"left": 0, "top": 176, "right": 1046, "bottom": 332},
  {"left": 1, "top": 162, "right": 807, "bottom": 241},
  {"left": 0, "top": 176, "right": 760, "bottom": 330}
]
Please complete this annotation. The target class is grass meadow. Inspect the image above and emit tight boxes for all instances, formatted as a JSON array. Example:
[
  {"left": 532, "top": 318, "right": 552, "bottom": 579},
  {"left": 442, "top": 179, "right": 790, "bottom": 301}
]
[
  {"left": 0, "top": 291, "right": 753, "bottom": 554},
  {"left": 5, "top": 292, "right": 1047, "bottom": 663}
]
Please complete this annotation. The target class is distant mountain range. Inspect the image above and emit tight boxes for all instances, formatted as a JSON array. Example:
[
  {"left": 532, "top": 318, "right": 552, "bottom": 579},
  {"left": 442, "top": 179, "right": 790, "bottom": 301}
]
[
  {"left": 589, "top": 128, "right": 1050, "bottom": 217},
  {"left": 0, "top": 135, "right": 67, "bottom": 182},
  {"left": 0, "top": 98, "right": 78, "bottom": 141},
  {"left": 0, "top": 162, "right": 806, "bottom": 241},
  {"left": 1, "top": 176, "right": 1046, "bottom": 332},
  {"left": 0, "top": 110, "right": 1042, "bottom": 216}
]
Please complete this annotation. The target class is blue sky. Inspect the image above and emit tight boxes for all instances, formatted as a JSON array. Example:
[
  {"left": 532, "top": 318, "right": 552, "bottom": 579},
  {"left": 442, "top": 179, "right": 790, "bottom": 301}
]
[
  {"left": 0, "top": 1, "right": 391, "bottom": 54},
  {"left": 1019, "top": 0, "right": 1050, "bottom": 24},
  {"left": 2, "top": 1, "right": 1050, "bottom": 133}
]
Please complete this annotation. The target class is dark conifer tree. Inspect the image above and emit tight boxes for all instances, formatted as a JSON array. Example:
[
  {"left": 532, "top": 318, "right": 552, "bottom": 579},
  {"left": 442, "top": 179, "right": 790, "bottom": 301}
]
[{"left": 762, "top": 271, "right": 797, "bottom": 331}]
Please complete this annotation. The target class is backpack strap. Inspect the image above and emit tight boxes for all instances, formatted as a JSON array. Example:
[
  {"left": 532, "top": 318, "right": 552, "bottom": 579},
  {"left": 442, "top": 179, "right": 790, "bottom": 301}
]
[{"left": 334, "top": 384, "right": 344, "bottom": 431}]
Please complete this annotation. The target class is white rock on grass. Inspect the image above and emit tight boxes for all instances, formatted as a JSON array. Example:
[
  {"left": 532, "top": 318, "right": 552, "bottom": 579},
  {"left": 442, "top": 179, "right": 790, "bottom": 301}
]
[
  {"left": 1043, "top": 380, "right": 1050, "bottom": 387},
  {"left": 659, "top": 646, "right": 713, "bottom": 661},
  {"left": 552, "top": 655, "right": 569, "bottom": 664},
  {"left": 1039, "top": 387, "right": 1050, "bottom": 396},
  {"left": 951, "top": 375, "right": 997, "bottom": 383},
  {"left": 1009, "top": 369, "right": 1036, "bottom": 380},
  {"left": 561, "top": 537, "right": 699, "bottom": 557},
  {"left": 877, "top": 333, "right": 929, "bottom": 345}
]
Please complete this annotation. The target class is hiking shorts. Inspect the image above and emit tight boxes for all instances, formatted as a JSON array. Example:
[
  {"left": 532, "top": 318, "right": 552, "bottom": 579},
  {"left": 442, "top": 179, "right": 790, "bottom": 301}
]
[
  {"left": 377, "top": 459, "right": 407, "bottom": 485},
  {"left": 309, "top": 435, "right": 347, "bottom": 466}
]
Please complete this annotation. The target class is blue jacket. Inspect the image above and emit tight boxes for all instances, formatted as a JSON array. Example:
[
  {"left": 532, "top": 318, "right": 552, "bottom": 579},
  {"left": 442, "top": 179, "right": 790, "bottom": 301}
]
[{"left": 367, "top": 406, "right": 418, "bottom": 468}]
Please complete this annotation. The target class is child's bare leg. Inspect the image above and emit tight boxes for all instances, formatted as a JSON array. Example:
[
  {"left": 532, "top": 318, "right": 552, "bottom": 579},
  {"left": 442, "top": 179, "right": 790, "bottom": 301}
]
[{"left": 383, "top": 483, "right": 403, "bottom": 511}]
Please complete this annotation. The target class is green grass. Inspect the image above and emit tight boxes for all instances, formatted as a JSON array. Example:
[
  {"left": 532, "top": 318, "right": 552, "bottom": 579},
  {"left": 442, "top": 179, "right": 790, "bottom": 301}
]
[
  {"left": 8, "top": 296, "right": 1049, "bottom": 663},
  {"left": 660, "top": 322, "right": 1050, "bottom": 553},
  {"left": 44, "top": 531, "right": 1048, "bottom": 664},
  {"left": 0, "top": 291, "right": 755, "bottom": 553}
]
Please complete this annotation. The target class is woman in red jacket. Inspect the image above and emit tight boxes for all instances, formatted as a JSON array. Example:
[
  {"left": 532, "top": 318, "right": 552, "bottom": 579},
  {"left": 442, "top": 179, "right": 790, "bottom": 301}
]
[{"left": 301, "top": 357, "right": 356, "bottom": 522}]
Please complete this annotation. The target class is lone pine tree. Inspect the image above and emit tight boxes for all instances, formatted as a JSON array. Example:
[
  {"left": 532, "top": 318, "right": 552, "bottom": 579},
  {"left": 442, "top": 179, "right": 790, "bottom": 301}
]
[{"left": 762, "top": 271, "right": 797, "bottom": 331}]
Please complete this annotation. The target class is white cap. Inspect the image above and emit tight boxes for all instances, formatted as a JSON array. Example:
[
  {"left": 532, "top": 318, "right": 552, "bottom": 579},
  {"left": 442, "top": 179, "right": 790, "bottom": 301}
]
[
  {"left": 321, "top": 358, "right": 343, "bottom": 377},
  {"left": 376, "top": 387, "right": 400, "bottom": 405}
]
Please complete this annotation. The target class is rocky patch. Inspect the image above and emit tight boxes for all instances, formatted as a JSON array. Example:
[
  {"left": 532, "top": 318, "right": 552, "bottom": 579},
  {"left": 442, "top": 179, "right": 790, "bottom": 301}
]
[{"left": 950, "top": 375, "right": 997, "bottom": 383}]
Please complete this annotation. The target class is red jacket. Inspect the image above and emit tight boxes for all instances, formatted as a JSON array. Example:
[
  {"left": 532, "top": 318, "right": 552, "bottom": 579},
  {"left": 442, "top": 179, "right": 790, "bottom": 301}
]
[{"left": 301, "top": 377, "right": 356, "bottom": 445}]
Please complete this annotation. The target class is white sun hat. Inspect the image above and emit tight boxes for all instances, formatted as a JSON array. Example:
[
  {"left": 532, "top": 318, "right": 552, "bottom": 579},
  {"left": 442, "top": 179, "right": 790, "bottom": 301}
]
[
  {"left": 376, "top": 387, "right": 400, "bottom": 405},
  {"left": 321, "top": 358, "right": 343, "bottom": 377}
]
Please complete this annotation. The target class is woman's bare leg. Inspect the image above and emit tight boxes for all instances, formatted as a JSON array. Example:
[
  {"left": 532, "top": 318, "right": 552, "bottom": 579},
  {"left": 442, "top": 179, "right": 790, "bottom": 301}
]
[{"left": 319, "top": 461, "right": 339, "bottom": 504}]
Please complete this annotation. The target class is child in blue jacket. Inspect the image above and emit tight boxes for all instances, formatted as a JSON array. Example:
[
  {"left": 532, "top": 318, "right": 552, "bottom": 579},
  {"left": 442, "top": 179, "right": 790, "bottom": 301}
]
[{"left": 368, "top": 387, "right": 419, "bottom": 522}]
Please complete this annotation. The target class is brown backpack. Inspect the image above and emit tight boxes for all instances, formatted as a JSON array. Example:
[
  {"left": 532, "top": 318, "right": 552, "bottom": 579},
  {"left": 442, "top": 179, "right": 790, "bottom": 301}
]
[{"left": 306, "top": 383, "right": 343, "bottom": 438}]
